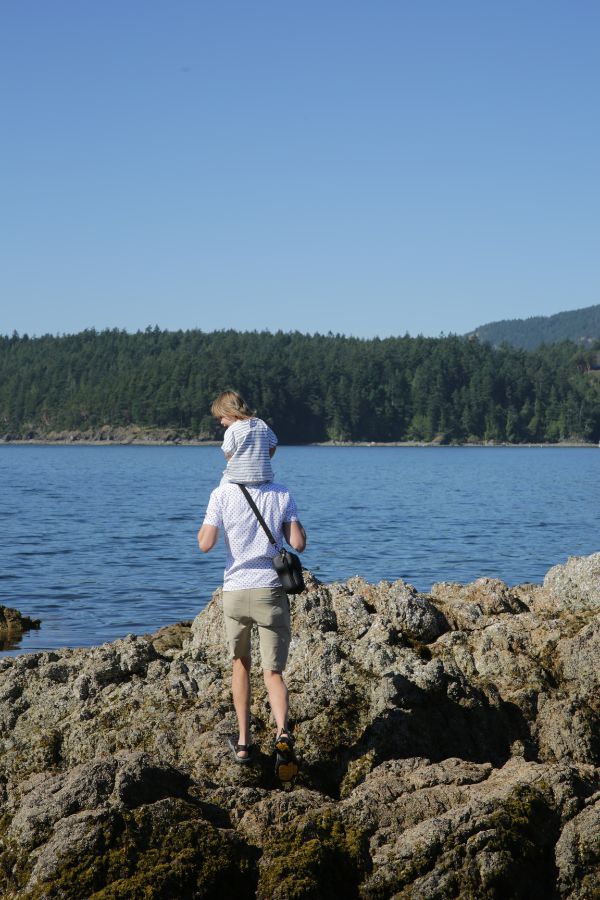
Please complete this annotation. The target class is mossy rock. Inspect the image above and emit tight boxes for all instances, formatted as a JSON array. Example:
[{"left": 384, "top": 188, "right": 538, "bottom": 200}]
[
  {"left": 0, "top": 606, "right": 41, "bottom": 649},
  {"left": 339, "top": 750, "right": 376, "bottom": 799},
  {"left": 147, "top": 622, "right": 193, "bottom": 655},
  {"left": 386, "top": 784, "right": 559, "bottom": 900},
  {"left": 257, "top": 809, "right": 370, "bottom": 899},
  {"left": 18, "top": 799, "right": 257, "bottom": 900},
  {"left": 0, "top": 606, "right": 41, "bottom": 632}
]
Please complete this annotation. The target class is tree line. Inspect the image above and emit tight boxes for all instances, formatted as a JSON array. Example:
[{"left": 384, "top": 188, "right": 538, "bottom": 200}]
[{"left": 1, "top": 327, "right": 600, "bottom": 443}]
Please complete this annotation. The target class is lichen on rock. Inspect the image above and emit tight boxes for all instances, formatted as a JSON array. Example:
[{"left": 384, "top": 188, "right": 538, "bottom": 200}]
[{"left": 1, "top": 554, "right": 600, "bottom": 897}]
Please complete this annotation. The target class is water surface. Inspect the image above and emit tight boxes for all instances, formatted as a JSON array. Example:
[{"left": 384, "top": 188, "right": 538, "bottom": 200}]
[{"left": 1, "top": 445, "right": 597, "bottom": 654}]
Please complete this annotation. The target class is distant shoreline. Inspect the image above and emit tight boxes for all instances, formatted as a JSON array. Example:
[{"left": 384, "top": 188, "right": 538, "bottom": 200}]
[
  {"left": 314, "top": 440, "right": 597, "bottom": 448},
  {"left": 1, "top": 436, "right": 596, "bottom": 449}
]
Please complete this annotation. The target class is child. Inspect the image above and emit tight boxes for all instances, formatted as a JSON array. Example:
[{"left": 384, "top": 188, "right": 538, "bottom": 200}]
[{"left": 211, "top": 390, "right": 278, "bottom": 484}]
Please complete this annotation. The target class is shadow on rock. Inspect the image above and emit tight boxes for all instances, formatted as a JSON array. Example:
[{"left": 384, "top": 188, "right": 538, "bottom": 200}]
[{"left": 2, "top": 553, "right": 600, "bottom": 897}]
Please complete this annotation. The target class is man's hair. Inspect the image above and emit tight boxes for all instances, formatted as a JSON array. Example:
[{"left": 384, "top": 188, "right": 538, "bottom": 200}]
[{"left": 211, "top": 390, "right": 255, "bottom": 420}]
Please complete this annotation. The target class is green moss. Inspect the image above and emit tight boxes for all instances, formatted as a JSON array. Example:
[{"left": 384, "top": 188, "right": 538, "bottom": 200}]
[
  {"left": 299, "top": 688, "right": 370, "bottom": 796},
  {"left": 0, "top": 811, "right": 34, "bottom": 898},
  {"left": 339, "top": 750, "right": 376, "bottom": 798},
  {"left": 375, "top": 785, "right": 559, "bottom": 900},
  {"left": 444, "top": 784, "right": 558, "bottom": 899},
  {"left": 257, "top": 809, "right": 370, "bottom": 899},
  {"left": 21, "top": 799, "right": 257, "bottom": 900},
  {"left": 312, "top": 688, "right": 365, "bottom": 754},
  {"left": 576, "top": 700, "right": 600, "bottom": 765},
  {"left": 0, "top": 812, "right": 14, "bottom": 886},
  {"left": 485, "top": 784, "right": 554, "bottom": 851},
  {"left": 39, "top": 728, "right": 63, "bottom": 768},
  {"left": 402, "top": 634, "right": 433, "bottom": 661}
]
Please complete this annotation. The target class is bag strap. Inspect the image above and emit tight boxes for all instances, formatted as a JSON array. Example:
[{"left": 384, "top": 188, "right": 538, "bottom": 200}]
[{"left": 238, "top": 485, "right": 278, "bottom": 548}]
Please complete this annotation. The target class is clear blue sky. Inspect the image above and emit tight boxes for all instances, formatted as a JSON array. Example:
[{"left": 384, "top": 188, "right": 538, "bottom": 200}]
[{"left": 2, "top": 1, "right": 599, "bottom": 339}]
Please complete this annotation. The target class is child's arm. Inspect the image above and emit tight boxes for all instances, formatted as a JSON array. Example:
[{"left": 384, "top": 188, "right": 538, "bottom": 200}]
[
  {"left": 222, "top": 423, "right": 237, "bottom": 461},
  {"left": 267, "top": 423, "right": 278, "bottom": 459}
]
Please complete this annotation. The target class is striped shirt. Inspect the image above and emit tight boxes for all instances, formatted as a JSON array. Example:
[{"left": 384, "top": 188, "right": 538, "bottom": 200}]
[{"left": 221, "top": 417, "right": 278, "bottom": 484}]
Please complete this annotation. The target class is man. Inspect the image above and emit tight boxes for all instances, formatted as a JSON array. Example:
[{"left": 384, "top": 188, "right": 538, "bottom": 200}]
[{"left": 198, "top": 479, "right": 306, "bottom": 784}]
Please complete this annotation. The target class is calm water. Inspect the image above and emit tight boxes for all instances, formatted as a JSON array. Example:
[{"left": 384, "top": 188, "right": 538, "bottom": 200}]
[{"left": 0, "top": 445, "right": 598, "bottom": 655}]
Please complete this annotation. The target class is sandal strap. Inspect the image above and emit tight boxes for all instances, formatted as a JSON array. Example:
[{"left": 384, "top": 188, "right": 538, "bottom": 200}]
[{"left": 236, "top": 743, "right": 251, "bottom": 751}]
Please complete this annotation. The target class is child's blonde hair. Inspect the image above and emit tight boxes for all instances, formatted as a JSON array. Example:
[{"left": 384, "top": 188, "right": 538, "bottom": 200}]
[{"left": 211, "top": 390, "right": 255, "bottom": 421}]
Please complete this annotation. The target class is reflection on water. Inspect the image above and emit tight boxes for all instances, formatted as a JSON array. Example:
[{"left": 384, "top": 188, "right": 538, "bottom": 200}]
[
  {"left": 0, "top": 634, "right": 24, "bottom": 652},
  {"left": 0, "top": 445, "right": 598, "bottom": 655},
  {"left": 0, "top": 620, "right": 41, "bottom": 651}
]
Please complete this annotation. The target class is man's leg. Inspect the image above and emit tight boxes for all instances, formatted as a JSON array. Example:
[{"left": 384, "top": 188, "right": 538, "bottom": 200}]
[
  {"left": 263, "top": 669, "right": 289, "bottom": 736},
  {"left": 253, "top": 588, "right": 297, "bottom": 782},
  {"left": 232, "top": 656, "right": 251, "bottom": 758},
  {"left": 264, "top": 668, "right": 298, "bottom": 785},
  {"left": 255, "top": 588, "right": 291, "bottom": 737}
]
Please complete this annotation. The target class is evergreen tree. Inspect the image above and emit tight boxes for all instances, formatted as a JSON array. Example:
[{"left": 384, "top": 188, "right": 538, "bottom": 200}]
[{"left": 1, "top": 329, "right": 599, "bottom": 443}]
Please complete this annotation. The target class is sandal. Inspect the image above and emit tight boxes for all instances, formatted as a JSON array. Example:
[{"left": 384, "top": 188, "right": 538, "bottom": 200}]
[
  {"left": 226, "top": 735, "right": 254, "bottom": 765},
  {"left": 273, "top": 730, "right": 299, "bottom": 789},
  {"left": 273, "top": 729, "right": 295, "bottom": 755}
]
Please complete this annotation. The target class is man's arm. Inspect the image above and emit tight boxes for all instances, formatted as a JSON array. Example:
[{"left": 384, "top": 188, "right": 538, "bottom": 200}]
[
  {"left": 198, "top": 524, "right": 219, "bottom": 552},
  {"left": 283, "top": 520, "right": 306, "bottom": 553}
]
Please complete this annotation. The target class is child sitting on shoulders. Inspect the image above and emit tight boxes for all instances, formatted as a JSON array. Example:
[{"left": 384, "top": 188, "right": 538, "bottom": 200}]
[{"left": 211, "top": 390, "right": 278, "bottom": 485}]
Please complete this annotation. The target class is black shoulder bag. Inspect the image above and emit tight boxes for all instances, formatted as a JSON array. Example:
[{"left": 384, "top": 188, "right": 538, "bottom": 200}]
[{"left": 238, "top": 485, "right": 305, "bottom": 594}]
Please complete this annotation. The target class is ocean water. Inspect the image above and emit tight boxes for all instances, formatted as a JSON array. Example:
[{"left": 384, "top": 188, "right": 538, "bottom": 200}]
[{"left": 1, "top": 445, "right": 598, "bottom": 655}]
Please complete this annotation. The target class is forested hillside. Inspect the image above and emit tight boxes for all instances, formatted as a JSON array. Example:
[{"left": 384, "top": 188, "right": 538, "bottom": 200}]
[
  {"left": 2, "top": 328, "right": 600, "bottom": 443},
  {"left": 470, "top": 303, "right": 600, "bottom": 350}
]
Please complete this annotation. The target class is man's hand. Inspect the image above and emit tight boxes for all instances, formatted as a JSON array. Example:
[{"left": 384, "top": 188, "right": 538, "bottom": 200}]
[{"left": 198, "top": 524, "right": 219, "bottom": 552}]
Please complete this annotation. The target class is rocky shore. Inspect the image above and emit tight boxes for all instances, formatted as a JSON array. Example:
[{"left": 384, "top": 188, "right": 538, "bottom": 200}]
[
  {"left": 1, "top": 554, "right": 599, "bottom": 898},
  {"left": 0, "top": 426, "right": 216, "bottom": 445},
  {"left": 1, "top": 427, "right": 596, "bottom": 448}
]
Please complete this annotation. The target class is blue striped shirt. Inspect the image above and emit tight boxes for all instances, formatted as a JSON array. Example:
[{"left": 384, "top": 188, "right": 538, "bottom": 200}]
[{"left": 221, "top": 417, "right": 278, "bottom": 484}]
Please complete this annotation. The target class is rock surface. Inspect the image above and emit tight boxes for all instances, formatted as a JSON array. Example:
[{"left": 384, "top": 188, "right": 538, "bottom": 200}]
[{"left": 0, "top": 555, "right": 599, "bottom": 898}]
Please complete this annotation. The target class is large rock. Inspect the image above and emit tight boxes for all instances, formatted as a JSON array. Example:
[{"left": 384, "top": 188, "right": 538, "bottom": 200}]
[
  {"left": 542, "top": 552, "right": 600, "bottom": 612},
  {"left": 0, "top": 554, "right": 599, "bottom": 897}
]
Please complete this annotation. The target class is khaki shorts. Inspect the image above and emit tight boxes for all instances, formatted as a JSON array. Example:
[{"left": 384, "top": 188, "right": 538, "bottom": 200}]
[{"left": 222, "top": 586, "right": 291, "bottom": 672}]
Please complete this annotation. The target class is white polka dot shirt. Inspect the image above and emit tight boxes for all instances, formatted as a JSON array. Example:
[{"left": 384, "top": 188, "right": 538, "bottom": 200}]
[{"left": 202, "top": 481, "right": 299, "bottom": 590}]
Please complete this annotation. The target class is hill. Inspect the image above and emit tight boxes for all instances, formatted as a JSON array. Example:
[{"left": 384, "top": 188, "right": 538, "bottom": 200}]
[
  {"left": 469, "top": 303, "right": 600, "bottom": 350},
  {"left": 2, "top": 328, "right": 600, "bottom": 444}
]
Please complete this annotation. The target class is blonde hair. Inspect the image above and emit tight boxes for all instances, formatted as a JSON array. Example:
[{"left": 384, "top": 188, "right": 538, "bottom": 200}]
[{"left": 211, "top": 390, "right": 255, "bottom": 420}]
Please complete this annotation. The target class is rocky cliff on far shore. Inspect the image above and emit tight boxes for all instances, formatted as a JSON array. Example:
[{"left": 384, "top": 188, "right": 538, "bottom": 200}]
[
  {"left": 1, "top": 554, "right": 599, "bottom": 898},
  {"left": 1, "top": 425, "right": 214, "bottom": 445}
]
